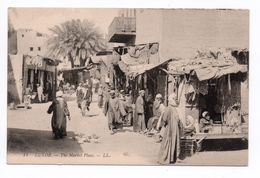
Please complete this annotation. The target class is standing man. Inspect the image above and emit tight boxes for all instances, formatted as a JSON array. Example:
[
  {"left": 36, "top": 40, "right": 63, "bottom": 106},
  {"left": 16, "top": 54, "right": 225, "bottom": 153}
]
[
  {"left": 134, "top": 90, "right": 146, "bottom": 133},
  {"left": 76, "top": 83, "right": 84, "bottom": 109},
  {"left": 88, "top": 76, "right": 93, "bottom": 102},
  {"left": 37, "top": 84, "right": 44, "bottom": 103},
  {"left": 103, "top": 89, "right": 122, "bottom": 134},
  {"left": 81, "top": 83, "right": 91, "bottom": 116},
  {"left": 125, "top": 90, "right": 134, "bottom": 126},
  {"left": 46, "top": 80, "right": 52, "bottom": 101},
  {"left": 97, "top": 84, "right": 104, "bottom": 108},
  {"left": 24, "top": 84, "right": 33, "bottom": 109},
  {"left": 47, "top": 90, "right": 71, "bottom": 139},
  {"left": 158, "top": 93, "right": 181, "bottom": 164}
]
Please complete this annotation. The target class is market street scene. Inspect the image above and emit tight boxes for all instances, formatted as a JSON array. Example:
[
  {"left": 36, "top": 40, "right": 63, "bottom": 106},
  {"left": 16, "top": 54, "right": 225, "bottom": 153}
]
[{"left": 7, "top": 8, "right": 249, "bottom": 165}]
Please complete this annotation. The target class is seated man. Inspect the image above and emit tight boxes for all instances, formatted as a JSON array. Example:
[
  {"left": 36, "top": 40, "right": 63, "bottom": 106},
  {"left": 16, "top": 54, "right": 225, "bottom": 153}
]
[
  {"left": 199, "top": 111, "right": 213, "bottom": 133},
  {"left": 147, "top": 94, "right": 165, "bottom": 134},
  {"left": 183, "top": 115, "right": 196, "bottom": 137}
]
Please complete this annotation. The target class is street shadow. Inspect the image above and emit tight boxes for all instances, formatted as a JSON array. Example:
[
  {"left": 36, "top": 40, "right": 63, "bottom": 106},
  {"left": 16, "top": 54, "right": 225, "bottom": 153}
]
[
  {"left": 7, "top": 128, "right": 83, "bottom": 154},
  {"left": 114, "top": 125, "right": 134, "bottom": 133},
  {"left": 200, "top": 138, "right": 248, "bottom": 151},
  {"left": 85, "top": 114, "right": 99, "bottom": 117}
]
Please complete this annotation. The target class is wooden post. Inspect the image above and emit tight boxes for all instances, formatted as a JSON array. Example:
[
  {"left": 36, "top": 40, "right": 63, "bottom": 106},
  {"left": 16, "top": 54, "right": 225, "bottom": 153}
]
[
  {"left": 53, "top": 64, "right": 57, "bottom": 100},
  {"left": 165, "top": 74, "right": 168, "bottom": 106}
]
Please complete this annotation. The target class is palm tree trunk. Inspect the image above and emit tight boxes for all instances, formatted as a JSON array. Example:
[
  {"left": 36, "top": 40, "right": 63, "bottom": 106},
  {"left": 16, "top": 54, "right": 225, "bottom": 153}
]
[{"left": 68, "top": 52, "right": 74, "bottom": 68}]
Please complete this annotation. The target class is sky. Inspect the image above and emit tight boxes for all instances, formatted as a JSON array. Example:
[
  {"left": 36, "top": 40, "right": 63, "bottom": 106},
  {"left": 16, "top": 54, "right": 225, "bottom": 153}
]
[{"left": 9, "top": 8, "right": 119, "bottom": 35}]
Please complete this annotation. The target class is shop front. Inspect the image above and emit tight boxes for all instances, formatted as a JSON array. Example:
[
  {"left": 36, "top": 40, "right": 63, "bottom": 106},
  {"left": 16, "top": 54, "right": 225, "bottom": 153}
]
[{"left": 23, "top": 55, "right": 56, "bottom": 103}]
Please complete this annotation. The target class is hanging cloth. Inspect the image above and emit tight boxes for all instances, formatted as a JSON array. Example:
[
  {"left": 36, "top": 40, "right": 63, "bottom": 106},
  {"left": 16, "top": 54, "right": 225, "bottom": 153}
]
[
  {"left": 40, "top": 71, "right": 44, "bottom": 87},
  {"left": 38, "top": 71, "right": 41, "bottom": 84},
  {"left": 30, "top": 70, "right": 34, "bottom": 84}
]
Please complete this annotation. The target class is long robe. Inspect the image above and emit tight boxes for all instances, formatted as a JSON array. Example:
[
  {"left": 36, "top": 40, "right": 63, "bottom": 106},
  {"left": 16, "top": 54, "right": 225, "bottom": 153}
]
[
  {"left": 97, "top": 88, "right": 104, "bottom": 108},
  {"left": 133, "top": 95, "right": 146, "bottom": 132},
  {"left": 103, "top": 96, "right": 125, "bottom": 130},
  {"left": 158, "top": 105, "right": 180, "bottom": 164},
  {"left": 47, "top": 98, "right": 70, "bottom": 138},
  {"left": 76, "top": 87, "right": 84, "bottom": 108}
]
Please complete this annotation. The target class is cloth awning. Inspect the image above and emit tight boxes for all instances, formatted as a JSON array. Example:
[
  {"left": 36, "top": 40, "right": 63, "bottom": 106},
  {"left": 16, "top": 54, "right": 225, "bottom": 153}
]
[
  {"left": 118, "top": 58, "right": 172, "bottom": 79},
  {"left": 193, "top": 64, "right": 248, "bottom": 81},
  {"left": 168, "top": 58, "right": 248, "bottom": 81}
]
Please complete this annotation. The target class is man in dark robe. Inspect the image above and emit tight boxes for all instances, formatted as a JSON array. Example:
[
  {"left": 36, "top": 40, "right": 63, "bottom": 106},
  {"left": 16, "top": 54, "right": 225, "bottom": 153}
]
[
  {"left": 47, "top": 91, "right": 71, "bottom": 139},
  {"left": 133, "top": 90, "right": 146, "bottom": 133},
  {"left": 145, "top": 94, "right": 154, "bottom": 127},
  {"left": 158, "top": 93, "right": 181, "bottom": 164}
]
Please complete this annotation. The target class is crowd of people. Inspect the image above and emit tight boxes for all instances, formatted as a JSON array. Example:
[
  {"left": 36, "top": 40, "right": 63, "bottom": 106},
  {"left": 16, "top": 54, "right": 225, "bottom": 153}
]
[{"left": 45, "top": 79, "right": 215, "bottom": 165}]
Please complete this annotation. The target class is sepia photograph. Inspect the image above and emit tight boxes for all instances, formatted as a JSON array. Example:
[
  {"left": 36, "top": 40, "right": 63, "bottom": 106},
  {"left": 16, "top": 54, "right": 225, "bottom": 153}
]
[{"left": 7, "top": 8, "right": 249, "bottom": 165}]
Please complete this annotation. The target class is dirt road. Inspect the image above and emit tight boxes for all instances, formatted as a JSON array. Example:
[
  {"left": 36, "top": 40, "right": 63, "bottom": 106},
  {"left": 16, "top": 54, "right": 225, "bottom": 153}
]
[{"left": 7, "top": 94, "right": 247, "bottom": 165}]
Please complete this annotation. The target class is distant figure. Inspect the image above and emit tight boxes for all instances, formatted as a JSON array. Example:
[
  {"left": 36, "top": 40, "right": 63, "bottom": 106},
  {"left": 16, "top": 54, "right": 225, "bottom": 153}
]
[
  {"left": 47, "top": 91, "right": 71, "bottom": 139},
  {"left": 145, "top": 94, "right": 154, "bottom": 127},
  {"left": 24, "top": 84, "right": 33, "bottom": 109},
  {"left": 97, "top": 84, "right": 104, "bottom": 108},
  {"left": 124, "top": 90, "right": 134, "bottom": 126},
  {"left": 46, "top": 81, "right": 53, "bottom": 101},
  {"left": 158, "top": 93, "right": 181, "bottom": 165},
  {"left": 133, "top": 90, "right": 146, "bottom": 133},
  {"left": 87, "top": 77, "right": 93, "bottom": 102},
  {"left": 76, "top": 83, "right": 84, "bottom": 109},
  {"left": 199, "top": 111, "right": 213, "bottom": 133},
  {"left": 118, "top": 90, "right": 127, "bottom": 125},
  {"left": 94, "top": 79, "right": 100, "bottom": 94},
  {"left": 81, "top": 84, "right": 92, "bottom": 116},
  {"left": 37, "top": 84, "right": 44, "bottom": 103}
]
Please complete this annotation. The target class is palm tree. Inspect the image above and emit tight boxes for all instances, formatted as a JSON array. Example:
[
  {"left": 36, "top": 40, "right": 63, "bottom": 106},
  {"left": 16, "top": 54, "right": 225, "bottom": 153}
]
[{"left": 47, "top": 19, "right": 107, "bottom": 68}]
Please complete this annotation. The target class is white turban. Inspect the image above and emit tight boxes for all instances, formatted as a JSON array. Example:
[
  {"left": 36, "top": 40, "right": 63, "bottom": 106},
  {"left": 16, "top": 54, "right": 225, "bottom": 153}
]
[
  {"left": 56, "top": 91, "right": 63, "bottom": 97},
  {"left": 155, "top": 93, "right": 162, "bottom": 99}
]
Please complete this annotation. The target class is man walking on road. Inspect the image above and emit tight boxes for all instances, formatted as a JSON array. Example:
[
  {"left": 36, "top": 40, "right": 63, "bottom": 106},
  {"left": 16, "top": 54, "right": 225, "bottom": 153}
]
[
  {"left": 76, "top": 83, "right": 84, "bottom": 109},
  {"left": 47, "top": 91, "right": 71, "bottom": 139},
  {"left": 103, "top": 89, "right": 124, "bottom": 135}
]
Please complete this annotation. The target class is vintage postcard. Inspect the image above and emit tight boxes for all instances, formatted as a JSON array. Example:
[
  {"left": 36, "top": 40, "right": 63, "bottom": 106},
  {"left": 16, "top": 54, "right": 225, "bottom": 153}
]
[{"left": 7, "top": 8, "right": 249, "bottom": 165}]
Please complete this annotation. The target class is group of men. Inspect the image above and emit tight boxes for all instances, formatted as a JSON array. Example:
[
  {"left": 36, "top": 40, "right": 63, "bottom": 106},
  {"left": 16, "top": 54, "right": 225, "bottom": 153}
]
[{"left": 46, "top": 81, "right": 215, "bottom": 164}]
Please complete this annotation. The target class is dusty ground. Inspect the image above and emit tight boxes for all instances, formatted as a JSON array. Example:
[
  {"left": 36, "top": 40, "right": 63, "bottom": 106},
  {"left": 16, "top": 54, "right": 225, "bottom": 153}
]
[{"left": 7, "top": 93, "right": 248, "bottom": 165}]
